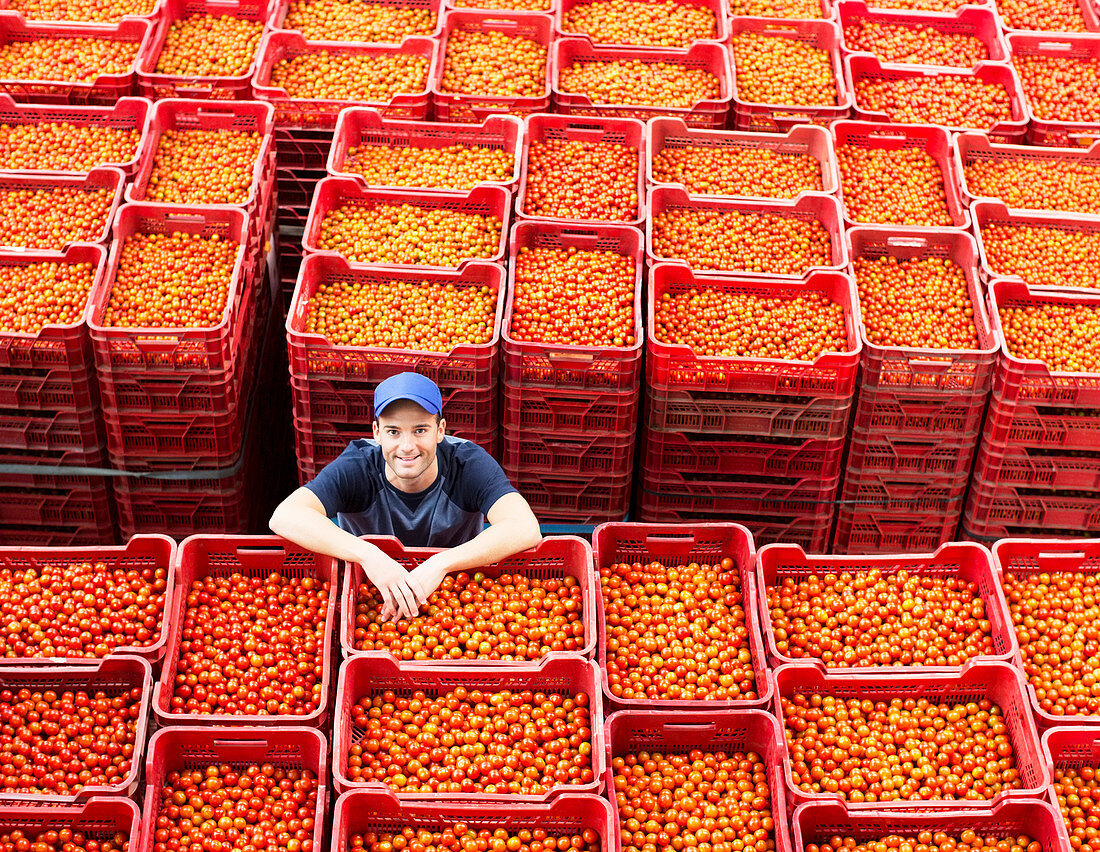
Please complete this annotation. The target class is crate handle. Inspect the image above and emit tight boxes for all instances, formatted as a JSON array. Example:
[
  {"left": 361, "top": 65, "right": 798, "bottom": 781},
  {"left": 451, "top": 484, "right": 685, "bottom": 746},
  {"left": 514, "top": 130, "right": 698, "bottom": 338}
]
[
  {"left": 644, "top": 532, "right": 697, "bottom": 548},
  {"left": 162, "top": 213, "right": 207, "bottom": 226},
  {"left": 234, "top": 545, "right": 290, "bottom": 567},
  {"left": 908, "top": 358, "right": 953, "bottom": 371},
  {"left": 133, "top": 337, "right": 185, "bottom": 355},
  {"left": 885, "top": 236, "right": 929, "bottom": 249},
  {"left": 547, "top": 351, "right": 596, "bottom": 366},
  {"left": 1037, "top": 41, "right": 1072, "bottom": 51},
  {"left": 866, "top": 130, "right": 906, "bottom": 140},
  {"left": 663, "top": 722, "right": 716, "bottom": 731},
  {"left": 213, "top": 738, "right": 270, "bottom": 748},
  {"left": 1038, "top": 550, "right": 1085, "bottom": 559}
]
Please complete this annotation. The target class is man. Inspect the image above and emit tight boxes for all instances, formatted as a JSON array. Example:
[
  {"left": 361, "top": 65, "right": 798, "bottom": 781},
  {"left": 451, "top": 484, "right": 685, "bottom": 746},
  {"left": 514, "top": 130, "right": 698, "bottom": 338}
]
[{"left": 270, "top": 372, "right": 542, "bottom": 621}]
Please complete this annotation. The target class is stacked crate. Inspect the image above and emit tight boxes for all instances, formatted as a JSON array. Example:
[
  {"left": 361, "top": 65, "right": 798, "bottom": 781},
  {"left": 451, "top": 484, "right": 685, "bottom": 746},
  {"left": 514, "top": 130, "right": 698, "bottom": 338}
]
[
  {"left": 88, "top": 99, "right": 277, "bottom": 537},
  {"left": 0, "top": 98, "right": 153, "bottom": 545}
]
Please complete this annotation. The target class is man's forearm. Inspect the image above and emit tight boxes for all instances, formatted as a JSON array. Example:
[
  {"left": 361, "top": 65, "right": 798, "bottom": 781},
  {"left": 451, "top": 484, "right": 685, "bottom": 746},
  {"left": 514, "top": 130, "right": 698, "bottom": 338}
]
[
  {"left": 434, "top": 517, "right": 542, "bottom": 573},
  {"left": 270, "top": 503, "right": 376, "bottom": 565}
]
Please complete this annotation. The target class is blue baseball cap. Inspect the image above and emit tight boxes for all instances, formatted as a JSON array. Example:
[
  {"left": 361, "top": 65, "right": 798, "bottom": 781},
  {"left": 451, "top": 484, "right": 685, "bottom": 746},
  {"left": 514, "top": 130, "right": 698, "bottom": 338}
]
[{"left": 374, "top": 372, "right": 444, "bottom": 418}]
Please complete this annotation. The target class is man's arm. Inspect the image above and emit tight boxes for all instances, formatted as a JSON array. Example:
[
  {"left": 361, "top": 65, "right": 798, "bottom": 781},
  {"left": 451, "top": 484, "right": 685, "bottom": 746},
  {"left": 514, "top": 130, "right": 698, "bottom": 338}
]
[
  {"left": 405, "top": 491, "right": 542, "bottom": 605},
  {"left": 269, "top": 487, "right": 421, "bottom": 620}
]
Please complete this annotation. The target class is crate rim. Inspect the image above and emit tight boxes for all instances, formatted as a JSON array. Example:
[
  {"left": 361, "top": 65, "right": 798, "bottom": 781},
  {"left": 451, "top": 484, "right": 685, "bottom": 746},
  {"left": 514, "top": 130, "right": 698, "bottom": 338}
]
[
  {"left": 553, "top": 0, "right": 730, "bottom": 49},
  {"left": 0, "top": 243, "right": 110, "bottom": 339},
  {"left": 0, "top": 16, "right": 154, "bottom": 87},
  {"left": 0, "top": 166, "right": 127, "bottom": 252}
]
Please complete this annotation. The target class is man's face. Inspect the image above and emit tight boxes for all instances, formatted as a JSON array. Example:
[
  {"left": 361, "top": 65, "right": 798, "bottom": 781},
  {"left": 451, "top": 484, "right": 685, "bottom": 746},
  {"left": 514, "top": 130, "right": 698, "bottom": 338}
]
[{"left": 372, "top": 399, "right": 446, "bottom": 489}]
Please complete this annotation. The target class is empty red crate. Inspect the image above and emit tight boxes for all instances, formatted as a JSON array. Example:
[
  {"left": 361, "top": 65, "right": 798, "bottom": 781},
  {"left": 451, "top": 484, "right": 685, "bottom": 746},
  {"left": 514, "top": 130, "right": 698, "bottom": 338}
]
[
  {"left": 632, "top": 501, "right": 833, "bottom": 549},
  {"left": 966, "top": 473, "right": 1100, "bottom": 533},
  {"left": 276, "top": 125, "right": 332, "bottom": 167},
  {"left": 983, "top": 393, "right": 1100, "bottom": 451},
  {"left": 838, "top": 465, "right": 971, "bottom": 513},
  {"left": 645, "top": 386, "right": 854, "bottom": 440},
  {"left": 975, "top": 440, "right": 1100, "bottom": 490},
  {"left": 845, "top": 425, "right": 980, "bottom": 477},
  {"left": 0, "top": 534, "right": 175, "bottom": 663},
  {"left": 140, "top": 727, "right": 328, "bottom": 852},
  {"left": 126, "top": 99, "right": 275, "bottom": 217},
  {"left": 647, "top": 263, "right": 860, "bottom": 398},
  {"left": 516, "top": 113, "right": 646, "bottom": 226},
  {"left": 647, "top": 117, "right": 840, "bottom": 199},
  {"left": 593, "top": 522, "right": 773, "bottom": 710},
  {"left": 89, "top": 203, "right": 253, "bottom": 374},
  {"left": 838, "top": 1, "right": 1010, "bottom": 66},
  {"left": 647, "top": 187, "right": 848, "bottom": 277},
  {"left": 276, "top": 165, "right": 325, "bottom": 209},
  {"left": 640, "top": 467, "right": 843, "bottom": 514},
  {"left": 332, "top": 654, "right": 605, "bottom": 799},
  {"left": 287, "top": 253, "right": 505, "bottom": 385},
  {"left": 0, "top": 520, "right": 115, "bottom": 546},
  {"left": 832, "top": 503, "right": 964, "bottom": 553},
  {"left": 136, "top": 0, "right": 275, "bottom": 99},
  {"left": 0, "top": 475, "right": 113, "bottom": 529},
  {"left": 793, "top": 800, "right": 1066, "bottom": 852},
  {"left": 988, "top": 278, "right": 1100, "bottom": 408},
  {"left": 555, "top": 0, "right": 728, "bottom": 46},
  {"left": 0, "top": 94, "right": 151, "bottom": 175},
  {"left": 503, "top": 382, "right": 640, "bottom": 432},
  {"left": 0, "top": 17, "right": 152, "bottom": 105},
  {"left": 341, "top": 534, "right": 596, "bottom": 660},
  {"left": 0, "top": 799, "right": 140, "bottom": 850},
  {"left": 845, "top": 55, "right": 1029, "bottom": 141},
  {"left": 328, "top": 107, "right": 523, "bottom": 190},
  {"left": 606, "top": 709, "right": 791, "bottom": 852},
  {"left": 270, "top": 0, "right": 444, "bottom": 40},
  {"left": 292, "top": 375, "right": 496, "bottom": 427},
  {"left": 0, "top": 368, "right": 96, "bottom": 411},
  {"left": 552, "top": 38, "right": 732, "bottom": 128},
  {"left": 253, "top": 32, "right": 435, "bottom": 129},
  {"left": 303, "top": 179, "right": 511, "bottom": 269},
  {"left": 772, "top": 661, "right": 1047, "bottom": 810},
  {"left": 0, "top": 167, "right": 126, "bottom": 251},
  {"left": 0, "top": 656, "right": 152, "bottom": 803},
  {"left": 851, "top": 385, "right": 988, "bottom": 436},
  {"left": 642, "top": 429, "right": 847, "bottom": 480},
  {"left": 992, "top": 538, "right": 1100, "bottom": 725},
  {"left": 153, "top": 535, "right": 338, "bottom": 727},
  {"left": 432, "top": 11, "right": 553, "bottom": 122},
  {"left": 502, "top": 428, "right": 634, "bottom": 475},
  {"left": 757, "top": 541, "right": 1017, "bottom": 670},
  {"left": 1011, "top": 34, "right": 1100, "bottom": 147},
  {"left": 506, "top": 465, "right": 633, "bottom": 522},
  {"left": 848, "top": 227, "right": 999, "bottom": 393},
  {"left": 729, "top": 19, "right": 852, "bottom": 133},
  {"left": 0, "top": 406, "right": 103, "bottom": 454},
  {"left": 832, "top": 121, "right": 970, "bottom": 230},
  {"left": 955, "top": 131, "right": 1100, "bottom": 208},
  {"left": 504, "top": 221, "right": 643, "bottom": 392}
]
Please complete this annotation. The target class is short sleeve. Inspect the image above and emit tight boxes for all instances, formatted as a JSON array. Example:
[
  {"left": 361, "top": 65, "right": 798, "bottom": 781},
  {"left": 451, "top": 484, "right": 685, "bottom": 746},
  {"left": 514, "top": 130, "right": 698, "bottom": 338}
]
[
  {"left": 303, "top": 441, "right": 376, "bottom": 518},
  {"left": 450, "top": 440, "right": 517, "bottom": 516}
]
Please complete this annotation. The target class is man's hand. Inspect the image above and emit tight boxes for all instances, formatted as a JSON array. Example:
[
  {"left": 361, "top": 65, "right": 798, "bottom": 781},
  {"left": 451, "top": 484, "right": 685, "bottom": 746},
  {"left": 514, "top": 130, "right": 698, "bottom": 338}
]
[
  {"left": 361, "top": 549, "right": 419, "bottom": 622},
  {"left": 408, "top": 552, "right": 453, "bottom": 608}
]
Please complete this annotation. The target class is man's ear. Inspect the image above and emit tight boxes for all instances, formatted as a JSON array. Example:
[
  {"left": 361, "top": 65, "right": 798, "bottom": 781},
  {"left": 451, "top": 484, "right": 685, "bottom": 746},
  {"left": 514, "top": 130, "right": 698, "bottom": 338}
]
[
  {"left": 372, "top": 420, "right": 380, "bottom": 441},
  {"left": 437, "top": 417, "right": 447, "bottom": 442}
]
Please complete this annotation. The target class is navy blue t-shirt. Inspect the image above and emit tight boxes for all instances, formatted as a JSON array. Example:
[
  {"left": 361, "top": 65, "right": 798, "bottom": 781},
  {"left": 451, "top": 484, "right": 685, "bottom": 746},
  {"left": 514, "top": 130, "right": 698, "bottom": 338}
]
[{"left": 304, "top": 435, "right": 516, "bottom": 547}]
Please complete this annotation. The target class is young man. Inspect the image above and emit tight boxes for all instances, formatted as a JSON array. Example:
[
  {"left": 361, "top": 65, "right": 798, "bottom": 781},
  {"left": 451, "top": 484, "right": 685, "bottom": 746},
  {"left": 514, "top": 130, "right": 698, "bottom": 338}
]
[{"left": 270, "top": 372, "right": 542, "bottom": 621}]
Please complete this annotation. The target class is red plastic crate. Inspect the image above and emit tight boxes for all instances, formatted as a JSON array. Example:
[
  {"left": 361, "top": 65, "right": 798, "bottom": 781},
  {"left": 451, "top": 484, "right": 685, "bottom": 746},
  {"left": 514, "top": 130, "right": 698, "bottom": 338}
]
[
  {"left": 757, "top": 541, "right": 1017, "bottom": 670},
  {"left": 276, "top": 165, "right": 325, "bottom": 209},
  {"left": 1010, "top": 34, "right": 1100, "bottom": 147},
  {"left": 0, "top": 167, "right": 126, "bottom": 251},
  {"left": 552, "top": 39, "right": 732, "bottom": 128},
  {"left": 851, "top": 384, "right": 988, "bottom": 437},
  {"left": 0, "top": 405, "right": 103, "bottom": 454},
  {"left": 328, "top": 107, "right": 523, "bottom": 190},
  {"left": 968, "top": 514, "right": 1100, "bottom": 543},
  {"left": 0, "top": 17, "right": 152, "bottom": 105},
  {"left": 503, "top": 381, "right": 640, "bottom": 433},
  {"left": 729, "top": 19, "right": 852, "bottom": 133},
  {"left": 303, "top": 179, "right": 511, "bottom": 269},
  {"left": 773, "top": 661, "right": 1047, "bottom": 810},
  {"left": 503, "top": 221, "right": 643, "bottom": 392},
  {"left": 1045, "top": 727, "right": 1100, "bottom": 845},
  {"left": 838, "top": 464, "right": 972, "bottom": 513},
  {"left": 287, "top": 253, "right": 505, "bottom": 384},
  {"left": 844, "top": 424, "right": 980, "bottom": 478},
  {"left": 136, "top": 0, "right": 274, "bottom": 99},
  {"left": 998, "top": 0, "right": 1100, "bottom": 38},
  {"left": 0, "top": 534, "right": 174, "bottom": 663},
  {"left": 0, "top": 367, "right": 96, "bottom": 411},
  {"left": 975, "top": 440, "right": 1100, "bottom": 490},
  {"left": 0, "top": 520, "right": 116, "bottom": 546},
  {"left": 647, "top": 187, "right": 848, "bottom": 278},
  {"left": 988, "top": 278, "right": 1100, "bottom": 409},
  {"left": 992, "top": 538, "right": 1100, "bottom": 724},
  {"left": 555, "top": 0, "right": 728, "bottom": 47},
  {"left": 270, "top": 0, "right": 444, "bottom": 41},
  {"left": 153, "top": 535, "right": 339, "bottom": 727},
  {"left": 332, "top": 791, "right": 614, "bottom": 852},
  {"left": 516, "top": 113, "right": 646, "bottom": 226},
  {"left": 253, "top": 32, "right": 435, "bottom": 129},
  {"left": 647, "top": 117, "right": 840, "bottom": 200},
  {"left": 126, "top": 99, "right": 275, "bottom": 217},
  {"left": 0, "top": 656, "right": 152, "bottom": 803},
  {"left": 140, "top": 727, "right": 328, "bottom": 852},
  {"left": 593, "top": 522, "right": 772, "bottom": 710},
  {"left": 292, "top": 374, "right": 496, "bottom": 426},
  {"left": 793, "top": 800, "right": 1066, "bottom": 852},
  {"left": 848, "top": 227, "right": 999, "bottom": 393},
  {"left": 502, "top": 428, "right": 634, "bottom": 475},
  {"left": 647, "top": 264, "right": 860, "bottom": 398},
  {"left": 966, "top": 473, "right": 1100, "bottom": 533},
  {"left": 832, "top": 121, "right": 970, "bottom": 230},
  {"left": 432, "top": 11, "right": 553, "bottom": 122},
  {"left": 605, "top": 709, "right": 791, "bottom": 852},
  {"left": 0, "top": 799, "right": 140, "bottom": 850},
  {"left": 642, "top": 428, "right": 847, "bottom": 480},
  {"left": 89, "top": 203, "right": 253, "bottom": 374},
  {"left": 832, "top": 503, "right": 964, "bottom": 553},
  {"left": 982, "top": 393, "right": 1100, "bottom": 451},
  {"left": 275, "top": 125, "right": 332, "bottom": 167},
  {"left": 639, "top": 467, "right": 842, "bottom": 513},
  {"left": 0, "top": 475, "right": 113, "bottom": 529},
  {"left": 341, "top": 534, "right": 595, "bottom": 660},
  {"left": 955, "top": 131, "right": 1100, "bottom": 209},
  {"left": 630, "top": 502, "right": 833, "bottom": 548},
  {"left": 845, "top": 55, "right": 1029, "bottom": 141},
  {"left": 0, "top": 94, "right": 151, "bottom": 175},
  {"left": 506, "top": 465, "right": 633, "bottom": 522},
  {"left": 645, "top": 386, "right": 854, "bottom": 440},
  {"left": 839, "top": 1, "right": 1009, "bottom": 67},
  {"left": 332, "top": 654, "right": 606, "bottom": 799}
]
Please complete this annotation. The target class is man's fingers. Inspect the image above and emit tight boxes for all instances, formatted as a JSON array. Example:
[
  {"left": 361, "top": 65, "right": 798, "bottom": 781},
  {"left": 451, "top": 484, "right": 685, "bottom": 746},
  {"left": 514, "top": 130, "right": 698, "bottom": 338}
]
[
  {"left": 395, "top": 580, "right": 419, "bottom": 621},
  {"left": 379, "top": 586, "right": 401, "bottom": 623}
]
